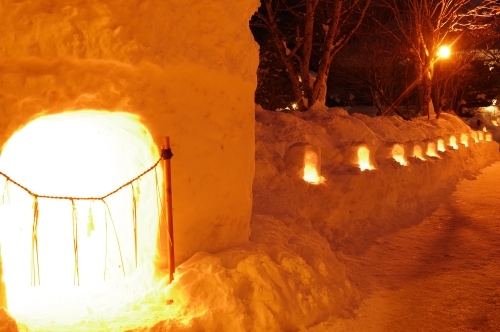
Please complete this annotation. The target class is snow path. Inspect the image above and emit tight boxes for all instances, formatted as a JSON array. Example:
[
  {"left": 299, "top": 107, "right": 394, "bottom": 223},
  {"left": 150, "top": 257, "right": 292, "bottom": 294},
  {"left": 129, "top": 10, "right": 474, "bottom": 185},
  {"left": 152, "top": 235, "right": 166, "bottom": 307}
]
[{"left": 311, "top": 161, "right": 500, "bottom": 332}]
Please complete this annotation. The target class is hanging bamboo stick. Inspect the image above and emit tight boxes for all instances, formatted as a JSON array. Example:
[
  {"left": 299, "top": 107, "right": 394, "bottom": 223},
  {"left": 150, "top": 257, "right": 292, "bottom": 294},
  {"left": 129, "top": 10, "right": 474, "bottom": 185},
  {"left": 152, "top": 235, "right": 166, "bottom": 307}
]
[{"left": 162, "top": 136, "right": 175, "bottom": 284}]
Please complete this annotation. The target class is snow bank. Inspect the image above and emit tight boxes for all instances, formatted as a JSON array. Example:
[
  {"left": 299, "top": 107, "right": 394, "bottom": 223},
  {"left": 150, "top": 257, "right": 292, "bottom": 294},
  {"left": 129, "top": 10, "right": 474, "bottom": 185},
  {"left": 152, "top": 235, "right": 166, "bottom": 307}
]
[
  {"left": 254, "top": 107, "right": 499, "bottom": 254},
  {"left": 0, "top": 0, "right": 259, "bottom": 264},
  {"left": 131, "top": 107, "right": 497, "bottom": 332}
]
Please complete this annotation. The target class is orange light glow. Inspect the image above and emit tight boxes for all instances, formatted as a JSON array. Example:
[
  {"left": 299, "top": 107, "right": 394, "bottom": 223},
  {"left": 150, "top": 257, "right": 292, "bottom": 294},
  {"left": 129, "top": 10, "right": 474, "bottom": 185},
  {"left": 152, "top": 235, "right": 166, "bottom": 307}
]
[
  {"left": 460, "top": 134, "right": 469, "bottom": 147},
  {"left": 486, "top": 132, "right": 492, "bottom": 142},
  {"left": 426, "top": 142, "right": 439, "bottom": 157},
  {"left": 437, "top": 45, "right": 451, "bottom": 58},
  {"left": 478, "top": 131, "right": 484, "bottom": 141},
  {"left": 303, "top": 151, "right": 324, "bottom": 184},
  {"left": 391, "top": 144, "right": 407, "bottom": 166},
  {"left": 413, "top": 145, "right": 426, "bottom": 160},
  {"left": 492, "top": 120, "right": 498, "bottom": 126},
  {"left": 0, "top": 110, "right": 166, "bottom": 330},
  {"left": 357, "top": 146, "right": 374, "bottom": 171},
  {"left": 483, "top": 127, "right": 487, "bottom": 132},
  {"left": 471, "top": 131, "right": 479, "bottom": 143},
  {"left": 437, "top": 138, "right": 446, "bottom": 152},
  {"left": 448, "top": 135, "right": 458, "bottom": 150}
]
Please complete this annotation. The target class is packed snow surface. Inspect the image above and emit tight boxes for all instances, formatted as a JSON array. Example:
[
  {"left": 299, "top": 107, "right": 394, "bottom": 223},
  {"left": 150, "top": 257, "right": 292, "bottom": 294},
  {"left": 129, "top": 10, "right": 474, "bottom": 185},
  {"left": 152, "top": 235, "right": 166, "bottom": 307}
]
[{"left": 308, "top": 161, "right": 500, "bottom": 332}]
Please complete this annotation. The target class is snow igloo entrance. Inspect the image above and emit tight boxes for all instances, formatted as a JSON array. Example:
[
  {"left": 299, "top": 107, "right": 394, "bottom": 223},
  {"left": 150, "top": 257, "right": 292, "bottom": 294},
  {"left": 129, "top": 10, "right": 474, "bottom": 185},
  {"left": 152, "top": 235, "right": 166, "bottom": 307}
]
[{"left": 0, "top": 110, "right": 165, "bottom": 328}]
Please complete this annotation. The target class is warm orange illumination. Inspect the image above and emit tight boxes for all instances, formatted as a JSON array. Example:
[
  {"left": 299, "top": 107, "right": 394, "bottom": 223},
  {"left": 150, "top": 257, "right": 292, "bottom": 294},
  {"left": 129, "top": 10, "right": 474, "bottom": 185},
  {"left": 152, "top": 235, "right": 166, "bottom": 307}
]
[
  {"left": 460, "top": 134, "right": 469, "bottom": 147},
  {"left": 492, "top": 120, "right": 498, "bottom": 126},
  {"left": 483, "top": 126, "right": 487, "bottom": 132},
  {"left": 413, "top": 145, "right": 426, "bottom": 160},
  {"left": 486, "top": 132, "right": 492, "bottom": 142},
  {"left": 437, "top": 138, "right": 446, "bottom": 152},
  {"left": 0, "top": 110, "right": 166, "bottom": 330},
  {"left": 478, "top": 131, "right": 484, "bottom": 141},
  {"left": 426, "top": 142, "right": 439, "bottom": 157},
  {"left": 303, "top": 151, "right": 324, "bottom": 184},
  {"left": 471, "top": 131, "right": 479, "bottom": 143},
  {"left": 391, "top": 144, "right": 407, "bottom": 166},
  {"left": 437, "top": 45, "right": 451, "bottom": 58},
  {"left": 357, "top": 146, "right": 374, "bottom": 171},
  {"left": 448, "top": 135, "right": 458, "bottom": 150}
]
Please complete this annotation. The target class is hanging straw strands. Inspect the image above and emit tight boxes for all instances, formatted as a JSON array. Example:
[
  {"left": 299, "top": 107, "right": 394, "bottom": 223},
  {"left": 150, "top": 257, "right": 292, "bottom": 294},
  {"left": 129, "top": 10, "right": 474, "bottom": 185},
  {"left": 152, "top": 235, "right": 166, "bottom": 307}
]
[{"left": 0, "top": 156, "right": 164, "bottom": 286}]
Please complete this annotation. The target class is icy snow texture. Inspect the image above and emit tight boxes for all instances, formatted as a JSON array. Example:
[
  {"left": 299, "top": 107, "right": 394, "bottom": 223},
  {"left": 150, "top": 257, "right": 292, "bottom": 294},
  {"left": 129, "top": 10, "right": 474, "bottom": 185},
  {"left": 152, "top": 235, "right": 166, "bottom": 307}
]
[{"left": 0, "top": 0, "right": 260, "bottom": 264}]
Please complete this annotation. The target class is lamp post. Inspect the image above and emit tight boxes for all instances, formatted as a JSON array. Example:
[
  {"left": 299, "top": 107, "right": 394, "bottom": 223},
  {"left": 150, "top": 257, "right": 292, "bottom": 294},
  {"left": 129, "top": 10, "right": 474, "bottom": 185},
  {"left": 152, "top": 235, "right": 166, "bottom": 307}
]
[
  {"left": 432, "top": 45, "right": 451, "bottom": 118},
  {"left": 382, "top": 44, "right": 451, "bottom": 118}
]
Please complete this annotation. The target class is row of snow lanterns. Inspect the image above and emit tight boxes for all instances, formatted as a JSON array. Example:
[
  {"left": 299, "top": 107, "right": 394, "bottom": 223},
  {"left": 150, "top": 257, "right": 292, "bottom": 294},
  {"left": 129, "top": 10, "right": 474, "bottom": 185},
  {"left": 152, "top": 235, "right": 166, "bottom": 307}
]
[
  {"left": 301, "top": 129, "right": 492, "bottom": 184},
  {"left": 363, "top": 130, "right": 492, "bottom": 171},
  {"left": 356, "top": 130, "right": 492, "bottom": 172}
]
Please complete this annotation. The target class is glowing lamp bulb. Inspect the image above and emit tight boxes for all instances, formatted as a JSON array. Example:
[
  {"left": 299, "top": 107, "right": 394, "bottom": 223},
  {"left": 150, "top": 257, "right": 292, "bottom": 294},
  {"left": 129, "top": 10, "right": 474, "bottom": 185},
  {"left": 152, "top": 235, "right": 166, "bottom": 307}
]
[
  {"left": 357, "top": 146, "right": 374, "bottom": 171},
  {"left": 460, "top": 134, "right": 469, "bottom": 147},
  {"left": 483, "top": 127, "right": 487, "bottom": 132},
  {"left": 437, "top": 45, "right": 450, "bottom": 58},
  {"left": 437, "top": 139, "right": 446, "bottom": 152},
  {"left": 302, "top": 151, "right": 323, "bottom": 184}
]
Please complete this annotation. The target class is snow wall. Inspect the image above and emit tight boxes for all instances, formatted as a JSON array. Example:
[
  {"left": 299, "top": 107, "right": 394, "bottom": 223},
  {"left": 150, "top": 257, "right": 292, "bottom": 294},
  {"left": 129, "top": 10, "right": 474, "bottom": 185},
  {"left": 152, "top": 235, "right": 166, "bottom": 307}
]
[
  {"left": 254, "top": 106, "right": 500, "bottom": 254},
  {"left": 0, "top": 0, "right": 259, "bottom": 265}
]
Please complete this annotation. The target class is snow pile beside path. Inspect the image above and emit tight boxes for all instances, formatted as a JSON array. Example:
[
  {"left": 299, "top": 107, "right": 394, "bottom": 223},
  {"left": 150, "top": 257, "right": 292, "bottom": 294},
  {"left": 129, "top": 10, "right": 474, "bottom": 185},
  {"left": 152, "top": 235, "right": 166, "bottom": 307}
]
[
  {"left": 156, "top": 214, "right": 357, "bottom": 332},
  {"left": 254, "top": 106, "right": 498, "bottom": 254},
  {"left": 139, "top": 106, "right": 498, "bottom": 332}
]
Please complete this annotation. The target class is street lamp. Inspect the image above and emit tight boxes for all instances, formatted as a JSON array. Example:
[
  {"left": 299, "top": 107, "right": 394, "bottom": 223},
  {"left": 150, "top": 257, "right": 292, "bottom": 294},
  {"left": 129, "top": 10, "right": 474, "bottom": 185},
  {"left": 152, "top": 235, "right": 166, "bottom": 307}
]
[{"left": 437, "top": 45, "right": 451, "bottom": 59}]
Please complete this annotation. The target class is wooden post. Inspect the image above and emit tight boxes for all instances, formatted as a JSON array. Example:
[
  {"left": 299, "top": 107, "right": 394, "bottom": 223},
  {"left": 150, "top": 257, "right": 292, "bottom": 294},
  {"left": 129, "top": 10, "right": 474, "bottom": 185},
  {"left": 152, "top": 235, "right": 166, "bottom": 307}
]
[
  {"left": 0, "top": 245, "right": 7, "bottom": 309},
  {"left": 162, "top": 137, "right": 175, "bottom": 283}
]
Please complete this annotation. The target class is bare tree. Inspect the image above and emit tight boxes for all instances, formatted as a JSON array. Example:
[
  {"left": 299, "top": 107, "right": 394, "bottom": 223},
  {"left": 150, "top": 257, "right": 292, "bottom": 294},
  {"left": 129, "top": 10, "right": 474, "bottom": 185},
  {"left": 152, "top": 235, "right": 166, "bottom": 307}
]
[
  {"left": 375, "top": 0, "right": 500, "bottom": 117},
  {"left": 252, "top": 0, "right": 371, "bottom": 111}
]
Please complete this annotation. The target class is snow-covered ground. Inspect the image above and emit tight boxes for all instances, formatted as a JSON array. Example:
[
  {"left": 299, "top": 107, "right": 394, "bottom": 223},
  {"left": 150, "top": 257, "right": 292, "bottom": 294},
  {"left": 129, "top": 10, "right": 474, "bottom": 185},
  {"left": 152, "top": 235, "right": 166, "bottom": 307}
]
[{"left": 308, "top": 161, "right": 500, "bottom": 332}]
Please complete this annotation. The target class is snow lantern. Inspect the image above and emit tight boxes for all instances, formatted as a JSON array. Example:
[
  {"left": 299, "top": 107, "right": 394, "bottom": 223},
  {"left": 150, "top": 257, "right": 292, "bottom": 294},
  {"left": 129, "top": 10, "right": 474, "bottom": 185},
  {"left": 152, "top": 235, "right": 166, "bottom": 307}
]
[
  {"left": 437, "top": 137, "right": 446, "bottom": 152},
  {"left": 375, "top": 142, "right": 408, "bottom": 166},
  {"left": 0, "top": 0, "right": 259, "bottom": 330},
  {"left": 0, "top": 111, "right": 165, "bottom": 326},
  {"left": 343, "top": 143, "right": 376, "bottom": 171},
  {"left": 460, "top": 133, "right": 469, "bottom": 147},
  {"left": 446, "top": 134, "right": 459, "bottom": 150},
  {"left": 284, "top": 143, "right": 324, "bottom": 184},
  {"left": 424, "top": 139, "right": 439, "bottom": 158},
  {"left": 406, "top": 141, "right": 426, "bottom": 160},
  {"left": 357, "top": 146, "right": 374, "bottom": 170},
  {"left": 471, "top": 131, "right": 479, "bottom": 143}
]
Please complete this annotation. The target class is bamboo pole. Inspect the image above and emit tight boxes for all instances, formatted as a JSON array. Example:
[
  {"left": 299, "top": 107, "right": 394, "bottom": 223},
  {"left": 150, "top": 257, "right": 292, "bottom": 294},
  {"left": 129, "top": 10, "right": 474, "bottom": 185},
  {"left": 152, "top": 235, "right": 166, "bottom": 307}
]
[
  {"left": 0, "top": 245, "right": 6, "bottom": 309},
  {"left": 162, "top": 137, "right": 175, "bottom": 283}
]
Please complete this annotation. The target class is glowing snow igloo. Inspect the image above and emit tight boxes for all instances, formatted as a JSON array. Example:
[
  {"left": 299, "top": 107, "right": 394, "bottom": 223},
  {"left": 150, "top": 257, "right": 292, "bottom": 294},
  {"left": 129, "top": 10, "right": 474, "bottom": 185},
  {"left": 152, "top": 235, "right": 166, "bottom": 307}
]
[
  {"left": 375, "top": 142, "right": 408, "bottom": 166},
  {"left": 284, "top": 143, "right": 324, "bottom": 184},
  {"left": 343, "top": 143, "right": 376, "bottom": 171},
  {"left": 406, "top": 141, "right": 426, "bottom": 160},
  {"left": 0, "top": 0, "right": 258, "bottom": 328}
]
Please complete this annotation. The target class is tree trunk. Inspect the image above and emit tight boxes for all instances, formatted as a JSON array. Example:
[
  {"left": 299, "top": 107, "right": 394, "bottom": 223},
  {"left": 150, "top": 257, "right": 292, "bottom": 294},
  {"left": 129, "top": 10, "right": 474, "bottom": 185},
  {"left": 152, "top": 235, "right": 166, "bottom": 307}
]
[
  {"left": 311, "top": 0, "right": 342, "bottom": 105},
  {"left": 264, "top": 0, "right": 306, "bottom": 110}
]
